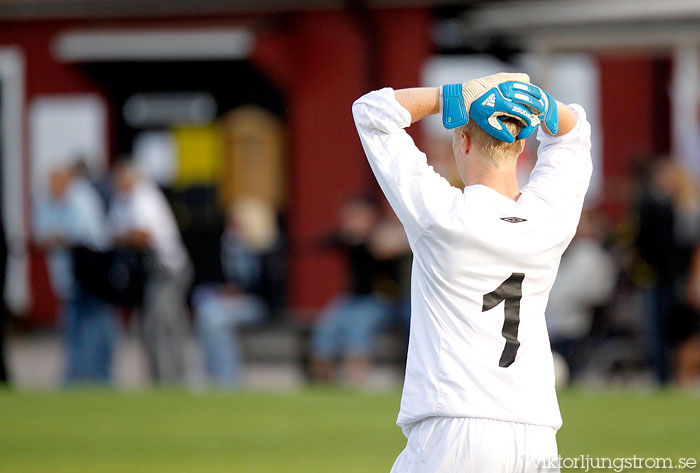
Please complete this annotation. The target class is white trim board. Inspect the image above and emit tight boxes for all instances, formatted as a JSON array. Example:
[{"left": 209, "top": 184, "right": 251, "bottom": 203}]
[
  {"left": 0, "top": 47, "right": 29, "bottom": 314},
  {"left": 53, "top": 27, "right": 254, "bottom": 62}
]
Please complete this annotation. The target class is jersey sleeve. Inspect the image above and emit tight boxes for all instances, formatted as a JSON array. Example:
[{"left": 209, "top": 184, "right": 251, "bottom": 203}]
[
  {"left": 522, "top": 104, "right": 593, "bottom": 228},
  {"left": 352, "top": 88, "right": 462, "bottom": 243}
]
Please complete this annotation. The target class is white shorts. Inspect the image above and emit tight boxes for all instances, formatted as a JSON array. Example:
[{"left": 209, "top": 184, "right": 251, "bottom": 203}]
[{"left": 390, "top": 416, "right": 560, "bottom": 473}]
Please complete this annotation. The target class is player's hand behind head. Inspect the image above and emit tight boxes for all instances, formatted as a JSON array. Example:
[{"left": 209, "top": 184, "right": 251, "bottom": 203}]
[
  {"left": 467, "top": 75, "right": 547, "bottom": 143},
  {"left": 442, "top": 72, "right": 560, "bottom": 143}
]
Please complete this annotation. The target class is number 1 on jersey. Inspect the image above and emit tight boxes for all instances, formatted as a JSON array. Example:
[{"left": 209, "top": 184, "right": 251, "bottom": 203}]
[{"left": 482, "top": 273, "right": 524, "bottom": 368}]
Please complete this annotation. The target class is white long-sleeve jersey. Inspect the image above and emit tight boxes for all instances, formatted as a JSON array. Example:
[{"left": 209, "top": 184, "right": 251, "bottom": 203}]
[{"left": 352, "top": 88, "right": 592, "bottom": 431}]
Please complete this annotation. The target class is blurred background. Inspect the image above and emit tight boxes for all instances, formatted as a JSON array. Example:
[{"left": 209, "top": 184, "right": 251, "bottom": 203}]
[
  {"left": 0, "top": 0, "right": 700, "bottom": 393},
  {"left": 0, "top": 1, "right": 699, "bottom": 471}
]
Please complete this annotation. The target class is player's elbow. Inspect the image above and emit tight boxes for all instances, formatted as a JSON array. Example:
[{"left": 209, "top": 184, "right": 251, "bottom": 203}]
[{"left": 352, "top": 101, "right": 374, "bottom": 135}]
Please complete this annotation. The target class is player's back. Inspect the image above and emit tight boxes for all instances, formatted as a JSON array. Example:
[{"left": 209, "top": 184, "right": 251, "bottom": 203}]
[{"left": 398, "top": 183, "right": 577, "bottom": 430}]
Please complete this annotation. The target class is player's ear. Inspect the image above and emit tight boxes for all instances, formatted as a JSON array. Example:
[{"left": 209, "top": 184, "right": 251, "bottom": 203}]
[{"left": 460, "top": 129, "right": 470, "bottom": 154}]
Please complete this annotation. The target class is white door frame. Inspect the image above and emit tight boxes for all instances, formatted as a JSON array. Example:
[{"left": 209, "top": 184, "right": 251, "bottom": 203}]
[{"left": 0, "top": 46, "right": 29, "bottom": 314}]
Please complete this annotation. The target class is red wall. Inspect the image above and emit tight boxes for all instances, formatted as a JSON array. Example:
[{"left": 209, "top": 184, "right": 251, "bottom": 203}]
[
  {"left": 256, "top": 13, "right": 371, "bottom": 314},
  {"left": 598, "top": 56, "right": 671, "bottom": 219},
  {"left": 0, "top": 9, "right": 433, "bottom": 322},
  {"left": 254, "top": 9, "right": 432, "bottom": 314}
]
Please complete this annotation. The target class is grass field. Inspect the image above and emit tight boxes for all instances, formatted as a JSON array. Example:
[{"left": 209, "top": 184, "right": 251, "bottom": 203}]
[{"left": 0, "top": 388, "right": 698, "bottom": 472}]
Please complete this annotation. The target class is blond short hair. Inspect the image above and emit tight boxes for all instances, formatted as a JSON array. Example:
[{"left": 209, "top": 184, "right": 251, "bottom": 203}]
[
  {"left": 459, "top": 118, "right": 525, "bottom": 167},
  {"left": 228, "top": 198, "right": 278, "bottom": 251}
]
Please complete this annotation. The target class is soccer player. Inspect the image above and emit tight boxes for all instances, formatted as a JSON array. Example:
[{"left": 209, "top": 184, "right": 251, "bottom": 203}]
[{"left": 352, "top": 73, "right": 591, "bottom": 472}]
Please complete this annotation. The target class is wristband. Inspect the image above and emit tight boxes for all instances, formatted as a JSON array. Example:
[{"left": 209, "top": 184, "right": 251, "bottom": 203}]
[
  {"left": 542, "top": 89, "right": 559, "bottom": 135},
  {"left": 442, "top": 83, "right": 469, "bottom": 129}
]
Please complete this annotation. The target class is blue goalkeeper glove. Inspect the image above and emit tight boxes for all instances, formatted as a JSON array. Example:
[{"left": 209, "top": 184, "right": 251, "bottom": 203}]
[
  {"left": 442, "top": 72, "right": 532, "bottom": 130},
  {"left": 469, "top": 80, "right": 546, "bottom": 143},
  {"left": 442, "top": 73, "right": 559, "bottom": 142},
  {"left": 473, "top": 81, "right": 559, "bottom": 139}
]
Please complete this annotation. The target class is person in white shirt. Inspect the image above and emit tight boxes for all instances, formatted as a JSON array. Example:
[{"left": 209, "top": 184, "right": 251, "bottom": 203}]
[
  {"left": 546, "top": 211, "right": 616, "bottom": 380},
  {"left": 352, "top": 73, "right": 591, "bottom": 472},
  {"left": 110, "top": 160, "right": 192, "bottom": 384}
]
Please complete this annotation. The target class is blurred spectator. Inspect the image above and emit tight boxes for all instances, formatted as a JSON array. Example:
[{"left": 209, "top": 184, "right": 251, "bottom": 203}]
[
  {"left": 109, "top": 160, "right": 193, "bottom": 385},
  {"left": 370, "top": 215, "right": 413, "bottom": 334},
  {"left": 679, "top": 245, "right": 700, "bottom": 387},
  {"left": 0, "top": 214, "right": 8, "bottom": 385},
  {"left": 546, "top": 211, "right": 617, "bottom": 381},
  {"left": 310, "top": 196, "right": 408, "bottom": 386},
  {"left": 635, "top": 159, "right": 700, "bottom": 384},
  {"left": 71, "top": 159, "right": 112, "bottom": 208},
  {"left": 34, "top": 164, "right": 116, "bottom": 384},
  {"left": 193, "top": 198, "right": 285, "bottom": 387}
]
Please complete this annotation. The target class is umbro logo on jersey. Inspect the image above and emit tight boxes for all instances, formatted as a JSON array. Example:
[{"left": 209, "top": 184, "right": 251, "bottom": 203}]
[
  {"left": 500, "top": 217, "right": 527, "bottom": 223},
  {"left": 482, "top": 93, "right": 496, "bottom": 107}
]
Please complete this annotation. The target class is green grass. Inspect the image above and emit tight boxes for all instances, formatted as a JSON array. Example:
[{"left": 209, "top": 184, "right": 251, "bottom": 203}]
[{"left": 0, "top": 388, "right": 698, "bottom": 472}]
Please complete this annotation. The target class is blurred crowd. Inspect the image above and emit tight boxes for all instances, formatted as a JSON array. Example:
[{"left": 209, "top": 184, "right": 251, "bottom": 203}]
[
  {"left": 0, "top": 156, "right": 412, "bottom": 389},
  {"left": 33, "top": 159, "right": 196, "bottom": 385},
  {"left": 546, "top": 157, "right": 700, "bottom": 389},
  {"left": 8, "top": 156, "right": 289, "bottom": 388},
  {"left": 1, "top": 151, "right": 700, "bottom": 391}
]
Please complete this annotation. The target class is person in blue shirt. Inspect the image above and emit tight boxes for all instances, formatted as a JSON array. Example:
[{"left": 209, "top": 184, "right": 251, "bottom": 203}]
[{"left": 34, "top": 163, "right": 116, "bottom": 384}]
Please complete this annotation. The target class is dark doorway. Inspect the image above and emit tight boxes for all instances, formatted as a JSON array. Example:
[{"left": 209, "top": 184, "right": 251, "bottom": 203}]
[{"left": 83, "top": 60, "right": 287, "bottom": 289}]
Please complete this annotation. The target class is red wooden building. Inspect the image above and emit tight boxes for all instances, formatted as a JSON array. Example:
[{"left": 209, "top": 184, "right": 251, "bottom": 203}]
[{"left": 0, "top": 0, "right": 696, "bottom": 324}]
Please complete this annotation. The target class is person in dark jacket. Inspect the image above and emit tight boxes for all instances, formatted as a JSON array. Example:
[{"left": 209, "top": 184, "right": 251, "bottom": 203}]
[
  {"left": 193, "top": 199, "right": 285, "bottom": 387},
  {"left": 309, "top": 196, "right": 407, "bottom": 385}
]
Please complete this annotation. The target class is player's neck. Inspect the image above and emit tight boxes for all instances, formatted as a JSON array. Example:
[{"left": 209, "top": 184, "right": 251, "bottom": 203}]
[{"left": 462, "top": 158, "right": 521, "bottom": 201}]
